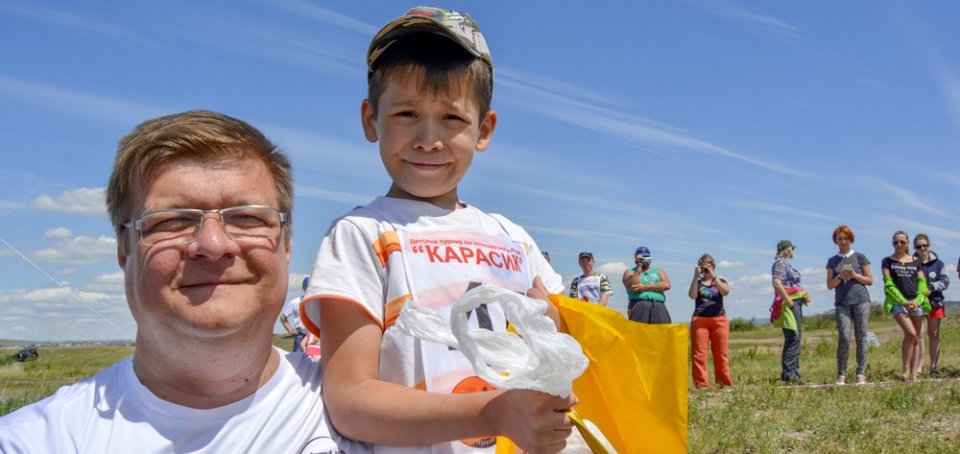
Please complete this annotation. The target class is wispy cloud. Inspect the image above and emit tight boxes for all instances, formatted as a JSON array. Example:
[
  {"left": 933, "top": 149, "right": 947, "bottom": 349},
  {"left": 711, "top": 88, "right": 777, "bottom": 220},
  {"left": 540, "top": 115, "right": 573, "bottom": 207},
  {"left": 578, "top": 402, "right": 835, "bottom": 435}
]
[
  {"left": 254, "top": 0, "right": 377, "bottom": 35},
  {"left": 32, "top": 187, "right": 105, "bottom": 217},
  {"left": 0, "top": 76, "right": 166, "bottom": 124},
  {"left": 498, "top": 74, "right": 811, "bottom": 177},
  {"left": 169, "top": 2, "right": 362, "bottom": 76},
  {"left": 868, "top": 178, "right": 947, "bottom": 218},
  {"left": 0, "top": 0, "right": 130, "bottom": 37},
  {"left": 726, "top": 200, "right": 839, "bottom": 221},
  {"left": 934, "top": 64, "right": 960, "bottom": 133},
  {"left": 704, "top": 0, "right": 803, "bottom": 37},
  {"left": 295, "top": 185, "right": 375, "bottom": 206}
]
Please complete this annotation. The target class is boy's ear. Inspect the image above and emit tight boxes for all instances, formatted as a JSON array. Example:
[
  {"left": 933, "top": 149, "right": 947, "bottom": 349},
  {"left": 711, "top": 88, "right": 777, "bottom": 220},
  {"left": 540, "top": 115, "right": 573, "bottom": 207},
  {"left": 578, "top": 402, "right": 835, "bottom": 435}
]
[
  {"left": 474, "top": 110, "right": 497, "bottom": 151},
  {"left": 360, "top": 99, "right": 379, "bottom": 143}
]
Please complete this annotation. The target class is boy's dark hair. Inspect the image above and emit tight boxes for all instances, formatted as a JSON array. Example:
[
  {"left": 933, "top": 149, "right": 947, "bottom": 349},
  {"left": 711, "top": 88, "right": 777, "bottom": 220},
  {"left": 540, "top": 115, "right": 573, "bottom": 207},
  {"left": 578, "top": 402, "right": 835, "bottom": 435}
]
[{"left": 367, "top": 34, "right": 493, "bottom": 119}]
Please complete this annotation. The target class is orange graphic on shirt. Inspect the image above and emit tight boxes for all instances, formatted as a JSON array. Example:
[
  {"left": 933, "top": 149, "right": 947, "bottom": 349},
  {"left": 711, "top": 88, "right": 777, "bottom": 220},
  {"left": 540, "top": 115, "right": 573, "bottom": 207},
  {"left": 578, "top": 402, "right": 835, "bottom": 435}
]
[{"left": 453, "top": 376, "right": 498, "bottom": 448}]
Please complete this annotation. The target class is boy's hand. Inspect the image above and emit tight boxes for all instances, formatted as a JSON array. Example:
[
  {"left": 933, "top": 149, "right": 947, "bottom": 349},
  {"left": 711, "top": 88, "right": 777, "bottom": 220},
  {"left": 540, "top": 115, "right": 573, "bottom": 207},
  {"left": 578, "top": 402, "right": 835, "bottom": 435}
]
[
  {"left": 489, "top": 389, "right": 578, "bottom": 454},
  {"left": 527, "top": 276, "right": 565, "bottom": 332}
]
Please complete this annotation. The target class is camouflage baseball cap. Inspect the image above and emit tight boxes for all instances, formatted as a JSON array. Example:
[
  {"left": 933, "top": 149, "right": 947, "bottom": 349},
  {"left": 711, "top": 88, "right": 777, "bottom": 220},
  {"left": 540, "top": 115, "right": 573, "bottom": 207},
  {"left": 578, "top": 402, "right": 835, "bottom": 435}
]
[{"left": 367, "top": 6, "right": 492, "bottom": 72}]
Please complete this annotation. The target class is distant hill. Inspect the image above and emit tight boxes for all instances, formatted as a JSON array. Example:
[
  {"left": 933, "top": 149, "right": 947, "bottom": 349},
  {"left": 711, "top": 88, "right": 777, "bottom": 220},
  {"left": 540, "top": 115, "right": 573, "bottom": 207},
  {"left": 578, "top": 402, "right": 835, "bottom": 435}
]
[{"left": 1, "top": 339, "right": 134, "bottom": 349}]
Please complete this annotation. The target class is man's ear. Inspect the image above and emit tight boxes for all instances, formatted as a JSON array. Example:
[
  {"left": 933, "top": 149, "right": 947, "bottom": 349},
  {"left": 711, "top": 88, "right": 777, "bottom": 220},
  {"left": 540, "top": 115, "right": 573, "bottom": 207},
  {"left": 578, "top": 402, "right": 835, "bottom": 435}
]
[
  {"left": 360, "top": 99, "right": 379, "bottom": 143},
  {"left": 117, "top": 241, "right": 127, "bottom": 268},
  {"left": 474, "top": 109, "right": 497, "bottom": 151}
]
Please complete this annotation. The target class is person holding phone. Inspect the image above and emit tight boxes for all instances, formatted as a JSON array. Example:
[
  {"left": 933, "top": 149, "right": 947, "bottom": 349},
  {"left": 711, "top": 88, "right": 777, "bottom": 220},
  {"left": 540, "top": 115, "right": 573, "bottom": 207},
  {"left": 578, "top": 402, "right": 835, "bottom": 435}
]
[
  {"left": 687, "top": 253, "right": 732, "bottom": 389},
  {"left": 825, "top": 226, "right": 873, "bottom": 385}
]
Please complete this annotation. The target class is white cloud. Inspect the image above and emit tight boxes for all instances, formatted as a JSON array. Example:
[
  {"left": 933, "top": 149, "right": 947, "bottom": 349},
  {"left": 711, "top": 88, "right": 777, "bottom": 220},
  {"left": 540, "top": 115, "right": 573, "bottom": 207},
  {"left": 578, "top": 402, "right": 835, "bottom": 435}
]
[
  {"left": 598, "top": 261, "right": 629, "bottom": 278},
  {"left": 44, "top": 227, "right": 72, "bottom": 238},
  {"left": 718, "top": 260, "right": 747, "bottom": 268},
  {"left": 30, "top": 235, "right": 117, "bottom": 266},
  {"left": 84, "top": 272, "right": 125, "bottom": 293},
  {"left": 0, "top": 286, "right": 111, "bottom": 304},
  {"left": 32, "top": 187, "right": 106, "bottom": 216}
]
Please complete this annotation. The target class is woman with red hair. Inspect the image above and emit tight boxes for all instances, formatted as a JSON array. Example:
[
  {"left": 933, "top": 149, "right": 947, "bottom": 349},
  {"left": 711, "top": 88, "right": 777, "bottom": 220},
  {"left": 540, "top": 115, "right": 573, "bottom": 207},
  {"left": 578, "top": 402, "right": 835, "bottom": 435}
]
[{"left": 825, "top": 225, "right": 873, "bottom": 385}]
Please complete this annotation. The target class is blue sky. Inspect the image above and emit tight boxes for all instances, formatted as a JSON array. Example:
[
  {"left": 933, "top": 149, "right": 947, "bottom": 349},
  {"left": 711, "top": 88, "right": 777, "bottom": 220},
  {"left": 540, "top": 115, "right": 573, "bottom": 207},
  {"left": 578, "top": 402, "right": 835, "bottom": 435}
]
[{"left": 1, "top": 0, "right": 958, "bottom": 342}]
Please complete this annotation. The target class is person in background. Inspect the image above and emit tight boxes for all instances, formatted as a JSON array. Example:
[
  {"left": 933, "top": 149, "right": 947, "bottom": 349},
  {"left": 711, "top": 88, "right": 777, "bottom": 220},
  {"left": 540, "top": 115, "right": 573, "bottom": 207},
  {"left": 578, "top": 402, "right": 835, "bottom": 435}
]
[
  {"left": 542, "top": 250, "right": 551, "bottom": 264},
  {"left": 914, "top": 233, "right": 949, "bottom": 376},
  {"left": 686, "top": 253, "right": 732, "bottom": 389},
  {"left": 301, "top": 332, "right": 322, "bottom": 362},
  {"left": 772, "top": 240, "right": 807, "bottom": 383},
  {"left": 280, "top": 276, "right": 309, "bottom": 352},
  {"left": 0, "top": 111, "right": 356, "bottom": 452},
  {"left": 623, "top": 246, "right": 672, "bottom": 323},
  {"left": 570, "top": 251, "right": 613, "bottom": 306},
  {"left": 825, "top": 225, "right": 873, "bottom": 386},
  {"left": 882, "top": 231, "right": 929, "bottom": 382}
]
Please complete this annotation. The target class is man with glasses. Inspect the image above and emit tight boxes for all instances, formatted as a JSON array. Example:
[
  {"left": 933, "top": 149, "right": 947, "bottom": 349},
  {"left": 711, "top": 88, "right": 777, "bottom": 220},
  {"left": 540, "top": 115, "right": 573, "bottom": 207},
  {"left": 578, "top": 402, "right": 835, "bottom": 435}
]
[{"left": 0, "top": 111, "right": 358, "bottom": 453}]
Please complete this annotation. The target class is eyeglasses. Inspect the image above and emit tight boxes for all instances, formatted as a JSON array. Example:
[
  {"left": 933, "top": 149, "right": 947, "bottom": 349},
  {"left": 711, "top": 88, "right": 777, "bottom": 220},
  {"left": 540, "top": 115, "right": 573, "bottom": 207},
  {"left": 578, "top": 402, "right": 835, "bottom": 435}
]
[
  {"left": 915, "top": 243, "right": 929, "bottom": 249},
  {"left": 122, "top": 205, "right": 288, "bottom": 246},
  {"left": 892, "top": 240, "right": 908, "bottom": 245}
]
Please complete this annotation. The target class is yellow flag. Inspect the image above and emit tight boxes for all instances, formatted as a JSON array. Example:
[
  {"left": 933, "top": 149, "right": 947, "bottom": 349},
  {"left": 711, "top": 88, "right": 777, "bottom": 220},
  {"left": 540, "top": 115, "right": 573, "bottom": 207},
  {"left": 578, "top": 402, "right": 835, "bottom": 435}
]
[{"left": 554, "top": 294, "right": 688, "bottom": 453}]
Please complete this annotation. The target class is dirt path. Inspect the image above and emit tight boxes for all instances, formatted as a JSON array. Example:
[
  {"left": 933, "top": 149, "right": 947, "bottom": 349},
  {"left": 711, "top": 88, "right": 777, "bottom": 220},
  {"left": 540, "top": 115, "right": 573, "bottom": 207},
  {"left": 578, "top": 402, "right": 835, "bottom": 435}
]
[{"left": 730, "top": 323, "right": 905, "bottom": 345}]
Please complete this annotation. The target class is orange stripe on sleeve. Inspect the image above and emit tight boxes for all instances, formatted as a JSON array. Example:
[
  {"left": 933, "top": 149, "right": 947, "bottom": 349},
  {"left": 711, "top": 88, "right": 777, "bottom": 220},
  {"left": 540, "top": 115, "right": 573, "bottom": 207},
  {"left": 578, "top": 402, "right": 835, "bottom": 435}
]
[
  {"left": 373, "top": 231, "right": 401, "bottom": 268},
  {"left": 383, "top": 294, "right": 412, "bottom": 330},
  {"left": 300, "top": 294, "right": 385, "bottom": 335}
]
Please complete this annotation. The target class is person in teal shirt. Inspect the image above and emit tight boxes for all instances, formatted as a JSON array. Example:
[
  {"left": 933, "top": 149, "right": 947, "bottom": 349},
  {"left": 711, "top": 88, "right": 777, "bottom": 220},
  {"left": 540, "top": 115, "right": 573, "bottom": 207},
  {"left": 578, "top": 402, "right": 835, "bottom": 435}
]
[{"left": 623, "top": 246, "right": 672, "bottom": 323}]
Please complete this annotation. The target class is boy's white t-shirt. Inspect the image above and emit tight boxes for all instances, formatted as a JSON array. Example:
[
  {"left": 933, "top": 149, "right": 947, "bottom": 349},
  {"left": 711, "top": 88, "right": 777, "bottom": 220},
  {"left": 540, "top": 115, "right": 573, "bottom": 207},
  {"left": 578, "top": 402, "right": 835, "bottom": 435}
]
[
  {"left": 0, "top": 348, "right": 366, "bottom": 454},
  {"left": 304, "top": 196, "right": 563, "bottom": 454}
]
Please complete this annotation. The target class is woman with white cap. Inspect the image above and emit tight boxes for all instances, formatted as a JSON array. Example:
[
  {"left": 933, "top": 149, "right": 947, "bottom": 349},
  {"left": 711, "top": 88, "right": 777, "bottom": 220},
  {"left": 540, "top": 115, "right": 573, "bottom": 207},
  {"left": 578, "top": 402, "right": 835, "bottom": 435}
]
[{"left": 623, "top": 246, "right": 672, "bottom": 324}]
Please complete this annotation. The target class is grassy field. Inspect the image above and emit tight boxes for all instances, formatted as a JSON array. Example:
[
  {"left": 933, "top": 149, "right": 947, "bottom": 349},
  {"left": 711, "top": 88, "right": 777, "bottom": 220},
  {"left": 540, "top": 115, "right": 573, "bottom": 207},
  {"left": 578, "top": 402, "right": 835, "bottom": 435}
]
[{"left": 2, "top": 311, "right": 959, "bottom": 453}]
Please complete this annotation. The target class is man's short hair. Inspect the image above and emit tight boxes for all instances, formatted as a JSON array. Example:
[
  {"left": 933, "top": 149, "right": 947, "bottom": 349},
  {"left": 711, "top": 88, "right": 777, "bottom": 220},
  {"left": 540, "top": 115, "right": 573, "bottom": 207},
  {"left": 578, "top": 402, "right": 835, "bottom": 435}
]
[
  {"left": 367, "top": 34, "right": 493, "bottom": 119},
  {"left": 106, "top": 110, "right": 293, "bottom": 250}
]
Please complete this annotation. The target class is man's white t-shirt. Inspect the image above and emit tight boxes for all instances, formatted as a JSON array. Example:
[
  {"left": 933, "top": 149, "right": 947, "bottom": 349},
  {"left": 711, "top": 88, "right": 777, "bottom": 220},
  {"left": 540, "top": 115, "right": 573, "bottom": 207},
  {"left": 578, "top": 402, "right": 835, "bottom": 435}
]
[
  {"left": 303, "top": 197, "right": 562, "bottom": 454},
  {"left": 0, "top": 348, "right": 367, "bottom": 454}
]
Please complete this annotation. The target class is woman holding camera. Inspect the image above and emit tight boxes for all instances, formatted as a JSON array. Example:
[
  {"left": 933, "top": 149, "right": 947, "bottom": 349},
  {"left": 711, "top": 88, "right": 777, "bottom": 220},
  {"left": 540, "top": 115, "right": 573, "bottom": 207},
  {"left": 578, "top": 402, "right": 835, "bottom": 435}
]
[
  {"left": 825, "top": 226, "right": 873, "bottom": 385},
  {"left": 687, "top": 253, "right": 732, "bottom": 389},
  {"left": 623, "top": 246, "right": 672, "bottom": 324}
]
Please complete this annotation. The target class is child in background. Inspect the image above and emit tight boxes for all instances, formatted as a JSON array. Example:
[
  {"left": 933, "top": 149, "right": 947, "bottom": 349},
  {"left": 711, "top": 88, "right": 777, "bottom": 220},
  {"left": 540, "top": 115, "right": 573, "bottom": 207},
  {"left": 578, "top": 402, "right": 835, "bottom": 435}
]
[
  {"left": 300, "top": 332, "right": 321, "bottom": 362},
  {"left": 301, "top": 7, "right": 573, "bottom": 454}
]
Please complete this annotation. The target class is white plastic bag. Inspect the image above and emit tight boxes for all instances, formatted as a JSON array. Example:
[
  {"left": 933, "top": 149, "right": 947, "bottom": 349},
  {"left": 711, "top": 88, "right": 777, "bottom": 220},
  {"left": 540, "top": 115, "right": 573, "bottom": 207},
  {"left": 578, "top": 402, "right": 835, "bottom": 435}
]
[{"left": 395, "top": 284, "right": 588, "bottom": 397}]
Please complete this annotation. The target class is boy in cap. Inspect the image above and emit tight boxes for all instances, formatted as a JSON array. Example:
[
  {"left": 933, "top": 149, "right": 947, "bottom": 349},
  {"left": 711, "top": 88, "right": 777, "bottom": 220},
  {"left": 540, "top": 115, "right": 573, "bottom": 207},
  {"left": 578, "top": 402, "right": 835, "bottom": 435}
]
[{"left": 302, "top": 7, "right": 572, "bottom": 454}]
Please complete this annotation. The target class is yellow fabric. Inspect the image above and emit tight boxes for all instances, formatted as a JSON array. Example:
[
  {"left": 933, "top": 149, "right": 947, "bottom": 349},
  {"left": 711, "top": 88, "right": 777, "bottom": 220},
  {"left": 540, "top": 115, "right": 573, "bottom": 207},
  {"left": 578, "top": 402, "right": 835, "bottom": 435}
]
[
  {"left": 552, "top": 294, "right": 688, "bottom": 453},
  {"left": 495, "top": 295, "right": 688, "bottom": 454},
  {"left": 495, "top": 409, "right": 611, "bottom": 454}
]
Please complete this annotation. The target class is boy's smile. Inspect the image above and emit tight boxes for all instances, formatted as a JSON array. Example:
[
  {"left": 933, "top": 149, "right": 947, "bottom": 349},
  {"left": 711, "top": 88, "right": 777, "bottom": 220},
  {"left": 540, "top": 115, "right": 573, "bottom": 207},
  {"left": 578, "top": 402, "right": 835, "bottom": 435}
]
[{"left": 361, "top": 75, "right": 496, "bottom": 210}]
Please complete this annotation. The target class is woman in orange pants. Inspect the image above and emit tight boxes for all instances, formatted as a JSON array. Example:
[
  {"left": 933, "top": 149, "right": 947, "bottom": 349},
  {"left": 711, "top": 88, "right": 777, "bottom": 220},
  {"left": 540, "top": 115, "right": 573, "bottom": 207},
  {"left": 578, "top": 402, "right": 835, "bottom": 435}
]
[{"left": 687, "top": 253, "right": 733, "bottom": 389}]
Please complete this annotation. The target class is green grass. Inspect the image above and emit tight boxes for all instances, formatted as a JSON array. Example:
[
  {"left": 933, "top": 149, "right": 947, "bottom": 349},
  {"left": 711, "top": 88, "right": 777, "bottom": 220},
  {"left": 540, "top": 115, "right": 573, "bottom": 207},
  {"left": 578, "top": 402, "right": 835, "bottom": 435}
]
[
  {"left": 691, "top": 306, "right": 960, "bottom": 453},
  {"left": 2, "top": 315, "right": 959, "bottom": 453}
]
